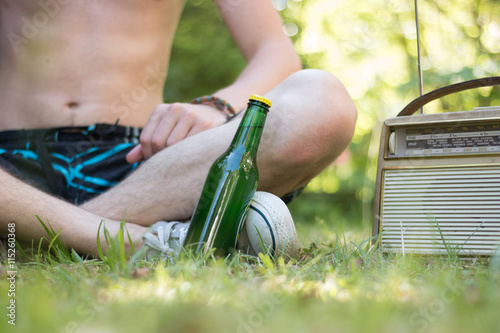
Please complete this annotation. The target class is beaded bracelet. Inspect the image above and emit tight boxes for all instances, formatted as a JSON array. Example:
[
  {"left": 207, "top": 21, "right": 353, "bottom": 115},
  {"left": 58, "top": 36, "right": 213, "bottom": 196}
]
[{"left": 190, "top": 95, "right": 237, "bottom": 119}]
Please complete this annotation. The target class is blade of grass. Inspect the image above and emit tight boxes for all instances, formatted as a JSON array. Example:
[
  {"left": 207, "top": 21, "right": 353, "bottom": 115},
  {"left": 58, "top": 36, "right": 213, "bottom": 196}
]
[
  {"left": 96, "top": 220, "right": 106, "bottom": 261},
  {"left": 36, "top": 215, "right": 73, "bottom": 263},
  {"left": 119, "top": 222, "right": 127, "bottom": 270}
]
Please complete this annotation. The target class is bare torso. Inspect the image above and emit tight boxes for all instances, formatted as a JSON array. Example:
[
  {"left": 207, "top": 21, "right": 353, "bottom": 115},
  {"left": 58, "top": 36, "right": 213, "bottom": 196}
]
[{"left": 0, "top": 0, "right": 185, "bottom": 130}]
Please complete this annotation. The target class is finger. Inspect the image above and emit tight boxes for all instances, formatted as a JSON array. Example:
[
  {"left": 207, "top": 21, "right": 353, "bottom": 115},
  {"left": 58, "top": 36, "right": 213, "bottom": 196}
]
[
  {"left": 166, "top": 109, "right": 197, "bottom": 146},
  {"left": 150, "top": 103, "right": 183, "bottom": 153},
  {"left": 126, "top": 144, "right": 144, "bottom": 164},
  {"left": 139, "top": 106, "right": 165, "bottom": 160}
]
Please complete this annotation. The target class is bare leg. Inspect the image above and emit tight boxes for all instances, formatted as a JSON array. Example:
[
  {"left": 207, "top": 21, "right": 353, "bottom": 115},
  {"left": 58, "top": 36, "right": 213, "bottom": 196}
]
[
  {"left": 0, "top": 168, "right": 146, "bottom": 256},
  {"left": 82, "top": 70, "right": 357, "bottom": 225}
]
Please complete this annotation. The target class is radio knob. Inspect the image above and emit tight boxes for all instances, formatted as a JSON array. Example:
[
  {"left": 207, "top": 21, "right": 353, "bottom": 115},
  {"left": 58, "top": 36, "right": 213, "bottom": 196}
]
[{"left": 388, "top": 131, "right": 396, "bottom": 154}]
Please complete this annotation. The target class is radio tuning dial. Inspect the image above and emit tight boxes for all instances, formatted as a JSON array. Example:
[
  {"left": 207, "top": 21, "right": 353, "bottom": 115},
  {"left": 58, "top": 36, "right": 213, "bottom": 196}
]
[{"left": 388, "top": 131, "right": 396, "bottom": 154}]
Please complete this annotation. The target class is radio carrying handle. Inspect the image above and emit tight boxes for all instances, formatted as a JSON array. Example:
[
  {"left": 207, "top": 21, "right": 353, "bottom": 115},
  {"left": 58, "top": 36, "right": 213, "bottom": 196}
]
[{"left": 397, "top": 76, "right": 500, "bottom": 117}]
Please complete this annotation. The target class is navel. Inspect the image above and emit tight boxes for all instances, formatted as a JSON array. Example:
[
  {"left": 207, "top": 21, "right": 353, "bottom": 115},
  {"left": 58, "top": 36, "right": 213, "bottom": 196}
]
[{"left": 66, "top": 101, "right": 79, "bottom": 109}]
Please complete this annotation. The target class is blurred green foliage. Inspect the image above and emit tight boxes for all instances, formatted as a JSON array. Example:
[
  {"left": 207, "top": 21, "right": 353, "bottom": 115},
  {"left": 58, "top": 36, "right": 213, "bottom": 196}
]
[
  {"left": 165, "top": 0, "right": 500, "bottom": 230},
  {"left": 164, "top": 0, "right": 245, "bottom": 102}
]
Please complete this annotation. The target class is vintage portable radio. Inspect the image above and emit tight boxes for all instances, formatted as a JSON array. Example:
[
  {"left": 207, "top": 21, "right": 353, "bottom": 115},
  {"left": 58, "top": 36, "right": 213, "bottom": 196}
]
[{"left": 373, "top": 77, "right": 500, "bottom": 255}]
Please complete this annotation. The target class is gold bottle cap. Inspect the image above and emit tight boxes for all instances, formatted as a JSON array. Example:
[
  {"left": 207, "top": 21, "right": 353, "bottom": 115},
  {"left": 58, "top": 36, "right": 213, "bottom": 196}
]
[{"left": 249, "top": 94, "right": 272, "bottom": 107}]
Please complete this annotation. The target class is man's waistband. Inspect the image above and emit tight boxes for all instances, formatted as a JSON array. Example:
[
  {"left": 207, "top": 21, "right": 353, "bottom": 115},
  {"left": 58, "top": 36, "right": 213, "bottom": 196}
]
[{"left": 0, "top": 124, "right": 142, "bottom": 143}]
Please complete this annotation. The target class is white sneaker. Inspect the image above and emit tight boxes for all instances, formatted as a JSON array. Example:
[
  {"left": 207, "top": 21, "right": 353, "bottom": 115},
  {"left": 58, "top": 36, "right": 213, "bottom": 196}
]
[
  {"left": 142, "top": 221, "right": 188, "bottom": 258},
  {"left": 237, "top": 191, "right": 298, "bottom": 259},
  {"left": 142, "top": 191, "right": 298, "bottom": 260}
]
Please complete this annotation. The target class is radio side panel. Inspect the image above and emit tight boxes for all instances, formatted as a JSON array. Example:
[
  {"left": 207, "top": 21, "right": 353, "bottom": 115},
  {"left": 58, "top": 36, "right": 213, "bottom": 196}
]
[{"left": 372, "top": 120, "right": 390, "bottom": 243}]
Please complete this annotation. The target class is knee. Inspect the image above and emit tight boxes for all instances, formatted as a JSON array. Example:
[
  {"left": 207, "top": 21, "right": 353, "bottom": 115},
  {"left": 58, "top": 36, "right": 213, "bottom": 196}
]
[{"left": 277, "top": 69, "right": 357, "bottom": 167}]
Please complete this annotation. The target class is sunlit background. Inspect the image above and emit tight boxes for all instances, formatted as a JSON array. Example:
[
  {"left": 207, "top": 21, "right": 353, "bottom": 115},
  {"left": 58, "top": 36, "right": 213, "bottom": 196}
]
[
  {"left": 165, "top": 0, "right": 500, "bottom": 234},
  {"left": 2, "top": 3, "right": 500, "bottom": 332}
]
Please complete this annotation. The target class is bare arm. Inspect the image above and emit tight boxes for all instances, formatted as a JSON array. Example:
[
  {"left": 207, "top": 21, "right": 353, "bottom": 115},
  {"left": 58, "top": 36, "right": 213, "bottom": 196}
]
[
  {"left": 213, "top": 0, "right": 302, "bottom": 111},
  {"left": 0, "top": 169, "right": 145, "bottom": 256},
  {"left": 127, "top": 0, "right": 301, "bottom": 163}
]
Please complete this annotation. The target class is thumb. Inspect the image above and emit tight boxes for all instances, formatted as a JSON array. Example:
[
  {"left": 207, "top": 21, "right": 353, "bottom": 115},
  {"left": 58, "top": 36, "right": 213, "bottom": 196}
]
[{"left": 126, "top": 144, "right": 144, "bottom": 164}]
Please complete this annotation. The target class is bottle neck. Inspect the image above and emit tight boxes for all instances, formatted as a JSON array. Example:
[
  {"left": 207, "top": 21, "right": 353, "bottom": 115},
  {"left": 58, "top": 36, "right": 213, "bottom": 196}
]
[{"left": 230, "top": 101, "right": 269, "bottom": 154}]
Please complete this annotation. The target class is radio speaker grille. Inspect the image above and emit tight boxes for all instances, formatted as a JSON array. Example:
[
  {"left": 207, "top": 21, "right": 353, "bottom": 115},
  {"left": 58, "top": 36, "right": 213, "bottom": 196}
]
[{"left": 381, "top": 166, "right": 500, "bottom": 255}]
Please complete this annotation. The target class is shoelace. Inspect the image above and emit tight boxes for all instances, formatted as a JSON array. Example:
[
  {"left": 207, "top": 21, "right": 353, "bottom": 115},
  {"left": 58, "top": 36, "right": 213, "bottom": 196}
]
[{"left": 142, "top": 222, "right": 188, "bottom": 258}]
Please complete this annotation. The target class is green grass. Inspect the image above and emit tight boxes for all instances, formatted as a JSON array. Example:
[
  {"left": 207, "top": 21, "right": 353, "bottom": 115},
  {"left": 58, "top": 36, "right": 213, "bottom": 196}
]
[{"left": 1, "top": 203, "right": 500, "bottom": 333}]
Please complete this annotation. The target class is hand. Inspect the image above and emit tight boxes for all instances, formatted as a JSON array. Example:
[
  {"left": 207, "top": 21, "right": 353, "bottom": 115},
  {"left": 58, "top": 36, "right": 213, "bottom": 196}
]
[{"left": 126, "top": 103, "right": 227, "bottom": 163}]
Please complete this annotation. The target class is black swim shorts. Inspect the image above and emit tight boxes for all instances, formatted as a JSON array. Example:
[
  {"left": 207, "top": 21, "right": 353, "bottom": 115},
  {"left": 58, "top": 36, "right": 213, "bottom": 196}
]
[
  {"left": 0, "top": 124, "right": 141, "bottom": 205},
  {"left": 0, "top": 123, "right": 303, "bottom": 205}
]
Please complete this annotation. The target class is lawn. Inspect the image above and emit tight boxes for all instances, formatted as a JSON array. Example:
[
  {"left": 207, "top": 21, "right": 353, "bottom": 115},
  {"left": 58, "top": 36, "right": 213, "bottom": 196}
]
[{"left": 1, "top": 193, "right": 500, "bottom": 333}]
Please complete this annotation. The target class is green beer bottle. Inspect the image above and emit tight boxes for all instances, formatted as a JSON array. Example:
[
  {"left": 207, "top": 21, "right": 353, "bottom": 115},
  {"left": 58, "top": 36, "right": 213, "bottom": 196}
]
[{"left": 183, "top": 94, "right": 272, "bottom": 257}]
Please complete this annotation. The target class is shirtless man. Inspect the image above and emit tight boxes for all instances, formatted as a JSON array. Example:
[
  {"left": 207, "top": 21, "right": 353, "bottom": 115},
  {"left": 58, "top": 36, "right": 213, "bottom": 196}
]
[{"left": 0, "top": 0, "right": 357, "bottom": 256}]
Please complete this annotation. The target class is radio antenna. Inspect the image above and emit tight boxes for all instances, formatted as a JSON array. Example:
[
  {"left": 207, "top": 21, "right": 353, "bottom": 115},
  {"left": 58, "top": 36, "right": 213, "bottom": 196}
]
[{"left": 414, "top": 0, "right": 424, "bottom": 114}]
